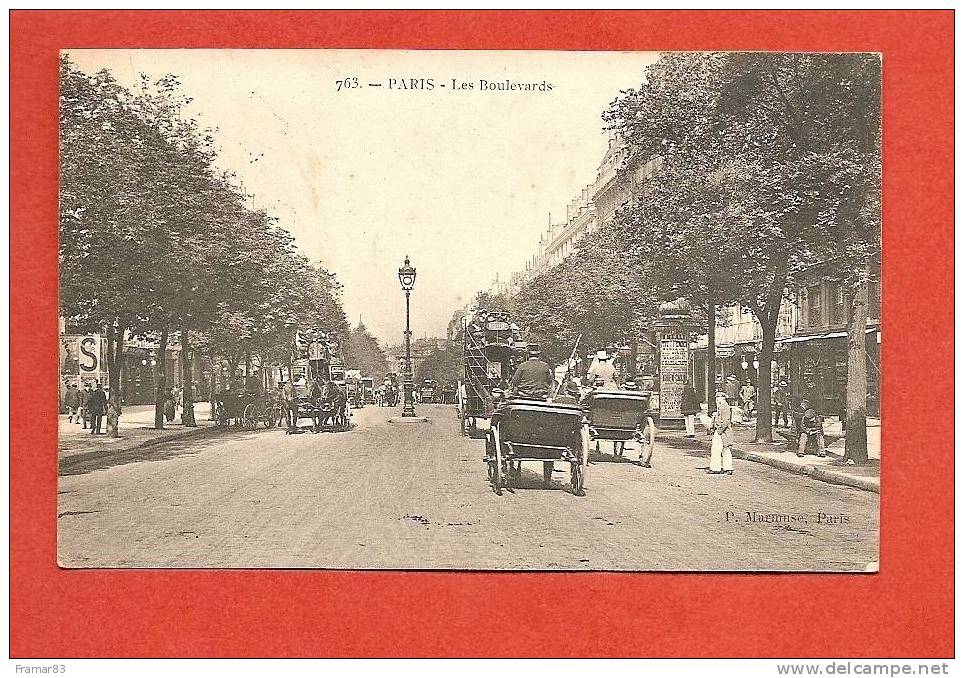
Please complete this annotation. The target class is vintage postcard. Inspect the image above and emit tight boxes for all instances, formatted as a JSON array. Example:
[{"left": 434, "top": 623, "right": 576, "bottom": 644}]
[{"left": 57, "top": 49, "right": 880, "bottom": 571}]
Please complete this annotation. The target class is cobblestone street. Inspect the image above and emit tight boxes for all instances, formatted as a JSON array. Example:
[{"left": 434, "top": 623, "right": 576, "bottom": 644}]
[{"left": 58, "top": 404, "right": 879, "bottom": 571}]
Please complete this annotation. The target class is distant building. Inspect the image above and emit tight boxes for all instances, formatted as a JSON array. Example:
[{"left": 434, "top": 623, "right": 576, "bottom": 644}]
[{"left": 509, "top": 136, "right": 661, "bottom": 293}]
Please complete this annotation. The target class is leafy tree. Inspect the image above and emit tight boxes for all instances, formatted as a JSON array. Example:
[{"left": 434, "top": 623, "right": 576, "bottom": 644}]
[
  {"left": 510, "top": 222, "right": 660, "bottom": 371},
  {"left": 415, "top": 342, "right": 461, "bottom": 384},
  {"left": 606, "top": 52, "right": 880, "bottom": 447},
  {"left": 344, "top": 321, "right": 390, "bottom": 379},
  {"left": 60, "top": 56, "right": 353, "bottom": 431}
]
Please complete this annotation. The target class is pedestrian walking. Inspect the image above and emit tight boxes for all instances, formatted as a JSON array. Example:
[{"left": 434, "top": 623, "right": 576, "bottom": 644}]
[
  {"left": 680, "top": 381, "right": 701, "bottom": 438},
  {"left": 708, "top": 392, "right": 734, "bottom": 475},
  {"left": 164, "top": 388, "right": 177, "bottom": 423},
  {"left": 281, "top": 380, "right": 297, "bottom": 431},
  {"left": 740, "top": 378, "right": 756, "bottom": 415},
  {"left": 65, "top": 384, "right": 82, "bottom": 423},
  {"left": 87, "top": 382, "right": 108, "bottom": 435},
  {"left": 79, "top": 382, "right": 92, "bottom": 428},
  {"left": 772, "top": 380, "right": 790, "bottom": 428},
  {"left": 724, "top": 375, "right": 740, "bottom": 406},
  {"left": 635, "top": 414, "right": 657, "bottom": 468}
]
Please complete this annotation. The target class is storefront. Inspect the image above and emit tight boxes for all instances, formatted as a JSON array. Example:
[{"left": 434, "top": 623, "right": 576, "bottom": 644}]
[
  {"left": 691, "top": 341, "right": 792, "bottom": 405},
  {"left": 780, "top": 326, "right": 880, "bottom": 417}
]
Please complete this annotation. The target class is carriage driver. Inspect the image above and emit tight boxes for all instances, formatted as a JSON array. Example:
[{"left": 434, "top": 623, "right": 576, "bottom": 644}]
[{"left": 508, "top": 344, "right": 554, "bottom": 401}]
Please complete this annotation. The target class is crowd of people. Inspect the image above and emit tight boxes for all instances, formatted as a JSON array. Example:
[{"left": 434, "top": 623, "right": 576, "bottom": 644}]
[{"left": 62, "top": 381, "right": 120, "bottom": 436}]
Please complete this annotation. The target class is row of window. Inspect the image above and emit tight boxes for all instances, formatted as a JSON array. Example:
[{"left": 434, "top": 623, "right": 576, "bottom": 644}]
[{"left": 800, "top": 280, "right": 881, "bottom": 330}]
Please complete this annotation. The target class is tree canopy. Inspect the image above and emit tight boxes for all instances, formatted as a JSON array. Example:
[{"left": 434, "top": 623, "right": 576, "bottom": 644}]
[{"left": 59, "top": 55, "right": 350, "bottom": 422}]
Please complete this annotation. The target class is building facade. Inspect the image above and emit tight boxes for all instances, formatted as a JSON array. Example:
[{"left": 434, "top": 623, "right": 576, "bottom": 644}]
[
  {"left": 509, "top": 137, "right": 662, "bottom": 294},
  {"left": 780, "top": 265, "right": 881, "bottom": 417}
]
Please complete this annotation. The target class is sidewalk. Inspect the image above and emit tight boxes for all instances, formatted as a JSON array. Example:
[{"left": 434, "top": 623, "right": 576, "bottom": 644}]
[
  {"left": 666, "top": 415, "right": 880, "bottom": 493},
  {"left": 59, "top": 402, "right": 215, "bottom": 463}
]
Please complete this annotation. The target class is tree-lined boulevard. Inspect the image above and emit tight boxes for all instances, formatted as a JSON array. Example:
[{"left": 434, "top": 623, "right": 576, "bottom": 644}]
[{"left": 58, "top": 50, "right": 881, "bottom": 571}]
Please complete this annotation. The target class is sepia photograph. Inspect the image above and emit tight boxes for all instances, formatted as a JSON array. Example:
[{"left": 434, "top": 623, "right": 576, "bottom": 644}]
[{"left": 57, "top": 48, "right": 881, "bottom": 572}]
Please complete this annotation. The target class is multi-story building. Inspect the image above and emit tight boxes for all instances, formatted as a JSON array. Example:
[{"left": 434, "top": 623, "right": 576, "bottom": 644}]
[
  {"left": 690, "top": 301, "right": 798, "bottom": 401},
  {"left": 509, "top": 137, "right": 662, "bottom": 294},
  {"left": 779, "top": 263, "right": 881, "bottom": 417}
]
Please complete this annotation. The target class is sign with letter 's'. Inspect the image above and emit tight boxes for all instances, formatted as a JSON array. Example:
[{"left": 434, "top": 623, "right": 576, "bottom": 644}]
[{"left": 78, "top": 335, "right": 101, "bottom": 374}]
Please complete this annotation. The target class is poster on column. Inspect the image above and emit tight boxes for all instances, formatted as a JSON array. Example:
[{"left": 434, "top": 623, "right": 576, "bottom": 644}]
[{"left": 659, "top": 337, "right": 688, "bottom": 420}]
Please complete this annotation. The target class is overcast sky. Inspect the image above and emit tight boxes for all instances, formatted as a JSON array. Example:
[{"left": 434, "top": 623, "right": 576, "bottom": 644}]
[{"left": 68, "top": 49, "right": 658, "bottom": 345}]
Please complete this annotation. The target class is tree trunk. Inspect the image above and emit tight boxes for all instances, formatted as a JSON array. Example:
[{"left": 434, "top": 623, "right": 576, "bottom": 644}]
[
  {"left": 208, "top": 352, "right": 217, "bottom": 420},
  {"left": 105, "top": 320, "right": 125, "bottom": 406},
  {"left": 843, "top": 278, "right": 870, "bottom": 464},
  {"left": 180, "top": 326, "right": 196, "bottom": 427},
  {"left": 755, "top": 317, "right": 778, "bottom": 443},
  {"left": 753, "top": 256, "right": 789, "bottom": 444},
  {"left": 154, "top": 327, "right": 168, "bottom": 429},
  {"left": 227, "top": 353, "right": 241, "bottom": 388},
  {"left": 705, "top": 297, "right": 717, "bottom": 415}
]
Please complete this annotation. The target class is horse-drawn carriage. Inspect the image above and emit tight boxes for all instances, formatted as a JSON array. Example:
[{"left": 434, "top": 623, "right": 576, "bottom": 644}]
[
  {"left": 288, "top": 391, "right": 349, "bottom": 433},
  {"left": 485, "top": 398, "right": 590, "bottom": 496},
  {"left": 214, "top": 389, "right": 280, "bottom": 430},
  {"left": 583, "top": 388, "right": 655, "bottom": 459},
  {"left": 286, "top": 329, "right": 350, "bottom": 433}
]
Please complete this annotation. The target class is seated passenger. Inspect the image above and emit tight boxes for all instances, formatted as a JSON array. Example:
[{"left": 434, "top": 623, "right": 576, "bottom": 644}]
[{"left": 508, "top": 346, "right": 554, "bottom": 401}]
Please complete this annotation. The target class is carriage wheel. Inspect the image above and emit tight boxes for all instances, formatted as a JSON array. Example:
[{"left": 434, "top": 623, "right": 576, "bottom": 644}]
[
  {"left": 243, "top": 404, "right": 258, "bottom": 430},
  {"left": 543, "top": 461, "right": 554, "bottom": 488},
  {"left": 571, "top": 424, "right": 590, "bottom": 496},
  {"left": 263, "top": 409, "right": 278, "bottom": 428},
  {"left": 491, "top": 426, "right": 503, "bottom": 496},
  {"left": 571, "top": 463, "right": 585, "bottom": 496}
]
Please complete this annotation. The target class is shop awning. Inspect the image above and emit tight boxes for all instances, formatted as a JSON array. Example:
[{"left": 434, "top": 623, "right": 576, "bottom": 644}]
[
  {"left": 777, "top": 331, "right": 846, "bottom": 344},
  {"left": 777, "top": 327, "right": 879, "bottom": 345}
]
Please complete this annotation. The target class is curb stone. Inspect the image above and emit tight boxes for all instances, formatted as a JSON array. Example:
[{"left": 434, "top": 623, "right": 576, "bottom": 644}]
[
  {"left": 59, "top": 424, "right": 218, "bottom": 470},
  {"left": 730, "top": 445, "right": 879, "bottom": 494}
]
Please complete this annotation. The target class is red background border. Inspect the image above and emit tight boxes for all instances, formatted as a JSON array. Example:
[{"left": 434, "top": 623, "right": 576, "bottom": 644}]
[{"left": 10, "top": 10, "right": 954, "bottom": 658}]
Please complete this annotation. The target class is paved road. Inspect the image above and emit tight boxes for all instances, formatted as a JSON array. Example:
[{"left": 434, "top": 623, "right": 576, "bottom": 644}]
[{"left": 58, "top": 404, "right": 879, "bottom": 571}]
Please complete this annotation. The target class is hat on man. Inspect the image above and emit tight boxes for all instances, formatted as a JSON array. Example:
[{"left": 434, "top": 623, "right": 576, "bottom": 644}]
[
  {"left": 527, "top": 343, "right": 541, "bottom": 357},
  {"left": 596, "top": 350, "right": 609, "bottom": 360},
  {"left": 779, "top": 380, "right": 788, "bottom": 387}
]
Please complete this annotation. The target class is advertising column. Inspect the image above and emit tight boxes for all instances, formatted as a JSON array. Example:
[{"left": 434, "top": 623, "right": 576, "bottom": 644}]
[{"left": 655, "top": 298, "right": 697, "bottom": 429}]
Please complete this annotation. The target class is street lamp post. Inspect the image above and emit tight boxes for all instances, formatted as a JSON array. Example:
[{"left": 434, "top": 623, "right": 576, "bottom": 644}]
[{"left": 398, "top": 256, "right": 417, "bottom": 417}]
